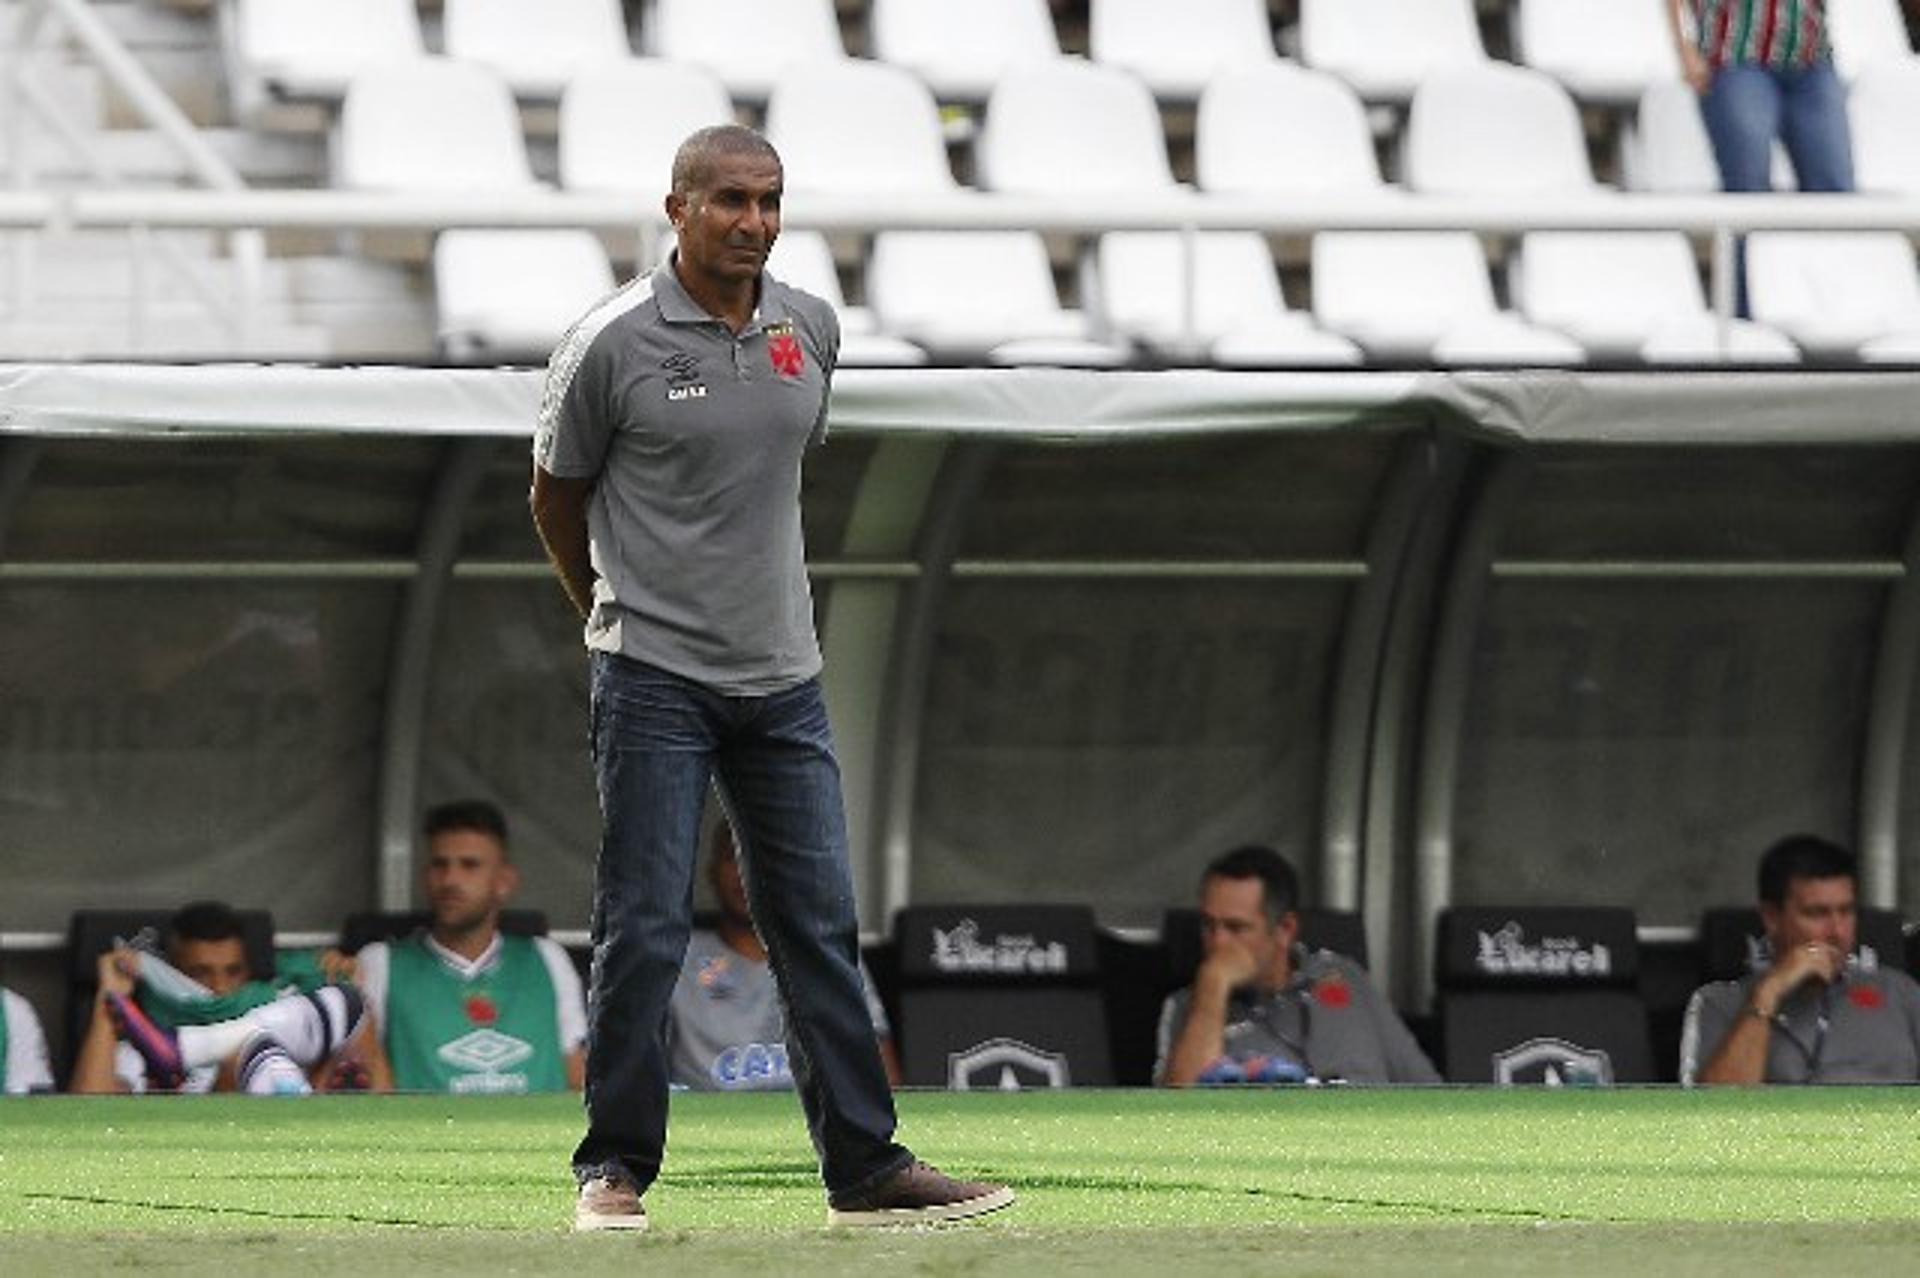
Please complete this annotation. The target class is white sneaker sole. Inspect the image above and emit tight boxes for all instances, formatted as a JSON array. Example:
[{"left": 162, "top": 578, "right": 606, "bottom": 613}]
[
  {"left": 827, "top": 1185, "right": 1015, "bottom": 1227},
  {"left": 574, "top": 1209, "right": 651, "bottom": 1233}
]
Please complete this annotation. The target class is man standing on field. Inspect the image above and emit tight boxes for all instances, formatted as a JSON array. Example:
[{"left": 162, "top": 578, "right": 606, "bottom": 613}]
[{"left": 532, "top": 124, "right": 1013, "bottom": 1231}]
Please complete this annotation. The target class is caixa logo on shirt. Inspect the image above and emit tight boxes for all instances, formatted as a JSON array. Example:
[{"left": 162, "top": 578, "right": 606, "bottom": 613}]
[
  {"left": 1475, "top": 920, "right": 1611, "bottom": 979},
  {"left": 930, "top": 918, "right": 1068, "bottom": 975},
  {"left": 662, "top": 352, "right": 707, "bottom": 402},
  {"left": 712, "top": 1041, "right": 790, "bottom": 1088}
]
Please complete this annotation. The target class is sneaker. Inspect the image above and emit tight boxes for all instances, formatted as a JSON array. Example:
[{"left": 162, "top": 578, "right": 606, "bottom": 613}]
[
  {"left": 827, "top": 1161, "right": 1014, "bottom": 1227},
  {"left": 574, "top": 1175, "right": 649, "bottom": 1233},
  {"left": 104, "top": 992, "right": 185, "bottom": 1091}
]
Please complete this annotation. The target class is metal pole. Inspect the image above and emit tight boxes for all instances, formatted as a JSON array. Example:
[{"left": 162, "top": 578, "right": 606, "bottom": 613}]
[
  {"left": 375, "top": 438, "right": 494, "bottom": 910},
  {"left": 1855, "top": 494, "right": 1920, "bottom": 910},
  {"left": 1410, "top": 450, "right": 1532, "bottom": 1011},
  {"left": 1319, "top": 436, "right": 1435, "bottom": 911},
  {"left": 1710, "top": 224, "right": 1737, "bottom": 351}
]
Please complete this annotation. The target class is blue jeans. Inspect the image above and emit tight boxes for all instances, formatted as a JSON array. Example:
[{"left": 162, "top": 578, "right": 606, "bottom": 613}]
[
  {"left": 1700, "top": 60, "right": 1854, "bottom": 316},
  {"left": 570, "top": 652, "right": 911, "bottom": 1198}
]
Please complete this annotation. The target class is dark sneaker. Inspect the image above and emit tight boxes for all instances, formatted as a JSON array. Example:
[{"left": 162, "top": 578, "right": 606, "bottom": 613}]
[
  {"left": 104, "top": 992, "right": 185, "bottom": 1091},
  {"left": 574, "top": 1175, "right": 649, "bottom": 1233},
  {"left": 827, "top": 1161, "right": 1015, "bottom": 1227}
]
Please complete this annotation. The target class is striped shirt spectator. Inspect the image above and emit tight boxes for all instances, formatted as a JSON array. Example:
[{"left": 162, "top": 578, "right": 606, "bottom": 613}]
[{"left": 1690, "top": 0, "right": 1831, "bottom": 71}]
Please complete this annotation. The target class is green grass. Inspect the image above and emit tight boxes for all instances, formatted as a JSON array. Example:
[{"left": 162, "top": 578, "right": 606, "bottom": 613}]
[{"left": 2, "top": 1089, "right": 1918, "bottom": 1274}]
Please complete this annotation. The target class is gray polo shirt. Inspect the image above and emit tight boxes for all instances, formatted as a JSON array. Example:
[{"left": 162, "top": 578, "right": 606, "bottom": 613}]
[
  {"left": 1679, "top": 967, "right": 1920, "bottom": 1084},
  {"left": 1155, "top": 946, "right": 1440, "bottom": 1085},
  {"left": 534, "top": 257, "right": 840, "bottom": 695},
  {"left": 667, "top": 930, "right": 890, "bottom": 1091}
]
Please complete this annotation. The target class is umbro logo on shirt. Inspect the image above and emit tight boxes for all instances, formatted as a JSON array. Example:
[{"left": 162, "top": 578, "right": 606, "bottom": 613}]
[{"left": 663, "top": 352, "right": 707, "bottom": 402}]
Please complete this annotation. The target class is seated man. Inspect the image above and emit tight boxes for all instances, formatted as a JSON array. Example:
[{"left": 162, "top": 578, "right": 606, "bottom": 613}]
[
  {"left": 352, "top": 799, "right": 586, "bottom": 1093},
  {"left": 669, "top": 821, "right": 900, "bottom": 1091},
  {"left": 69, "top": 900, "right": 365, "bottom": 1095},
  {"left": 3, "top": 983, "right": 55, "bottom": 1094},
  {"left": 1681, "top": 835, "right": 1920, "bottom": 1085},
  {"left": 1156, "top": 845, "right": 1438, "bottom": 1086}
]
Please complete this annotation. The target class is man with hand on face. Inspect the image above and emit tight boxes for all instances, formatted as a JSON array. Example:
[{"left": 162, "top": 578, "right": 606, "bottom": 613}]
[
  {"left": 533, "top": 124, "right": 1010, "bottom": 1231},
  {"left": 1156, "top": 845, "right": 1438, "bottom": 1087},
  {"left": 1682, "top": 835, "right": 1920, "bottom": 1084},
  {"left": 351, "top": 799, "right": 586, "bottom": 1093}
]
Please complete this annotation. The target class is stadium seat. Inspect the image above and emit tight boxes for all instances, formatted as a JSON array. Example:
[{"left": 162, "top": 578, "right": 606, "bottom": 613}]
[
  {"left": 223, "top": 0, "right": 424, "bottom": 122},
  {"left": 765, "top": 231, "right": 928, "bottom": 366},
  {"left": 1196, "top": 61, "right": 1399, "bottom": 196},
  {"left": 432, "top": 230, "right": 617, "bottom": 362},
  {"left": 442, "top": 0, "right": 631, "bottom": 100},
  {"left": 337, "top": 60, "right": 538, "bottom": 192},
  {"left": 1512, "top": 0, "right": 1682, "bottom": 105},
  {"left": 978, "top": 62, "right": 1348, "bottom": 365},
  {"left": 558, "top": 59, "right": 735, "bottom": 200},
  {"left": 1827, "top": 0, "right": 1916, "bottom": 80},
  {"left": 766, "top": 60, "right": 960, "bottom": 195},
  {"left": 65, "top": 907, "right": 277, "bottom": 1064},
  {"left": 1849, "top": 60, "right": 1920, "bottom": 194},
  {"left": 892, "top": 904, "right": 1113, "bottom": 1088},
  {"left": 1435, "top": 907, "right": 1655, "bottom": 1084},
  {"left": 1298, "top": 0, "right": 1486, "bottom": 104},
  {"left": 1096, "top": 232, "right": 1363, "bottom": 365},
  {"left": 1088, "top": 0, "right": 1278, "bottom": 101},
  {"left": 644, "top": 0, "right": 845, "bottom": 101},
  {"left": 339, "top": 909, "right": 550, "bottom": 953},
  {"left": 868, "top": 0, "right": 1061, "bottom": 103},
  {"left": 1746, "top": 232, "right": 1920, "bottom": 359},
  {"left": 1404, "top": 64, "right": 1598, "bottom": 195},
  {"left": 1312, "top": 232, "right": 1587, "bottom": 365},
  {"left": 1161, "top": 906, "right": 1373, "bottom": 985},
  {"left": 1621, "top": 78, "right": 1806, "bottom": 193},
  {"left": 1697, "top": 905, "right": 1909, "bottom": 982},
  {"left": 1514, "top": 232, "right": 1800, "bottom": 363}
]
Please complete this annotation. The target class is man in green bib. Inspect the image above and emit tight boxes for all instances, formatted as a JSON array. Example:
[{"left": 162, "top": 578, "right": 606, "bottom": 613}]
[{"left": 352, "top": 800, "right": 586, "bottom": 1093}]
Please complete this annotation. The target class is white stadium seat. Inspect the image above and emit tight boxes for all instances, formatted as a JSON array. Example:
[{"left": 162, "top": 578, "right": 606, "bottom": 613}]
[
  {"left": 1621, "top": 78, "right": 1793, "bottom": 192},
  {"left": 1513, "top": 0, "right": 1681, "bottom": 106},
  {"left": 1299, "top": 0, "right": 1485, "bottom": 103},
  {"left": 1404, "top": 63, "right": 1597, "bottom": 194},
  {"left": 1827, "top": 0, "right": 1916, "bottom": 80},
  {"left": 1097, "top": 232, "right": 1363, "bottom": 365},
  {"left": 765, "top": 60, "right": 958, "bottom": 195},
  {"left": 442, "top": 0, "right": 631, "bottom": 100},
  {"left": 868, "top": 0, "right": 1060, "bottom": 103},
  {"left": 976, "top": 60, "right": 1174, "bottom": 193},
  {"left": 1849, "top": 60, "right": 1920, "bottom": 194},
  {"left": 433, "top": 230, "right": 617, "bottom": 362},
  {"left": 225, "top": 0, "right": 423, "bottom": 121},
  {"left": 1747, "top": 232, "right": 1920, "bottom": 359},
  {"left": 337, "top": 60, "right": 537, "bottom": 191},
  {"left": 1313, "top": 232, "right": 1585, "bottom": 365},
  {"left": 1197, "top": 62, "right": 1392, "bottom": 195},
  {"left": 1089, "top": 0, "right": 1277, "bottom": 101},
  {"left": 559, "top": 59, "right": 735, "bottom": 198},
  {"left": 1514, "top": 233, "right": 1800, "bottom": 363},
  {"left": 644, "top": 0, "right": 844, "bottom": 101}
]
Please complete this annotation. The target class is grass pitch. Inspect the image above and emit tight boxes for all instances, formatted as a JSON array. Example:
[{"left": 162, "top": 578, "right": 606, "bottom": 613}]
[{"left": 2, "top": 1088, "right": 1917, "bottom": 1274}]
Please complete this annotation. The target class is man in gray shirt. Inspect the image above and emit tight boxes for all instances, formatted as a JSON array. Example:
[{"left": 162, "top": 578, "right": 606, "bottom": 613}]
[
  {"left": 1681, "top": 835, "right": 1920, "bottom": 1085},
  {"left": 532, "top": 125, "right": 1010, "bottom": 1232},
  {"left": 669, "top": 821, "right": 900, "bottom": 1091},
  {"left": 1156, "top": 846, "right": 1438, "bottom": 1086}
]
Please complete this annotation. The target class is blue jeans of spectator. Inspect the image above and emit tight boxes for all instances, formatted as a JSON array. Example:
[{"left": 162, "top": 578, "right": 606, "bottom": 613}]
[
  {"left": 570, "top": 651, "right": 911, "bottom": 1199},
  {"left": 1700, "top": 60, "right": 1854, "bottom": 314}
]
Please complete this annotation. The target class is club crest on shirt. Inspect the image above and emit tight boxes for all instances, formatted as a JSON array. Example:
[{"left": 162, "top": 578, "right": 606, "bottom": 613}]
[
  {"left": 663, "top": 352, "right": 707, "bottom": 402},
  {"left": 766, "top": 321, "right": 804, "bottom": 377}
]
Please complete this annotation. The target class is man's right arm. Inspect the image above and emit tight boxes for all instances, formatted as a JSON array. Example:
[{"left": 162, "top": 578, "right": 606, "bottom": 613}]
[
  {"left": 1692, "top": 944, "right": 1841, "bottom": 1084},
  {"left": 1159, "top": 971, "right": 1236, "bottom": 1087},
  {"left": 69, "top": 950, "right": 136, "bottom": 1094},
  {"left": 530, "top": 466, "right": 597, "bottom": 620}
]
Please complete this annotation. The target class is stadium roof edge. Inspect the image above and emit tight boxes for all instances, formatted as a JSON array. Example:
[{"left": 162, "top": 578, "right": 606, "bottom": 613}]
[{"left": 3, "top": 363, "right": 1920, "bottom": 446}]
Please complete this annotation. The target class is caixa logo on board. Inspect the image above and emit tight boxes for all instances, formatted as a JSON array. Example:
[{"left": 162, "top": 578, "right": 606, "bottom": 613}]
[
  {"left": 930, "top": 918, "right": 1069, "bottom": 975},
  {"left": 1475, "top": 920, "right": 1611, "bottom": 979},
  {"left": 947, "top": 1037, "right": 1070, "bottom": 1090},
  {"left": 1492, "top": 1037, "right": 1614, "bottom": 1086}
]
